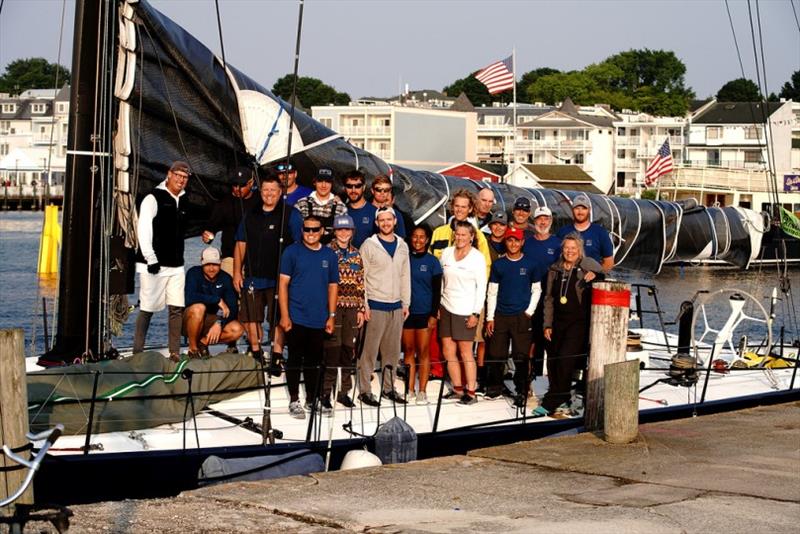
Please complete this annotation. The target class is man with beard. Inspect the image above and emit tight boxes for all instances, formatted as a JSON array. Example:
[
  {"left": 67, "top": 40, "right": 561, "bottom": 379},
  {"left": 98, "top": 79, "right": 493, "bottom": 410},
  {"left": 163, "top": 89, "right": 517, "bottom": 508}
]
[
  {"left": 233, "top": 174, "right": 293, "bottom": 369},
  {"left": 556, "top": 193, "right": 614, "bottom": 272},
  {"left": 357, "top": 207, "right": 411, "bottom": 407}
]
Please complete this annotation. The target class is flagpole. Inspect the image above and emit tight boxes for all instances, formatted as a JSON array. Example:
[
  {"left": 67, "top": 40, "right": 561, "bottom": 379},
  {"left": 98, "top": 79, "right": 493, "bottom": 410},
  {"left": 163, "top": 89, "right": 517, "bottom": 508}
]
[{"left": 511, "top": 47, "right": 517, "bottom": 182}]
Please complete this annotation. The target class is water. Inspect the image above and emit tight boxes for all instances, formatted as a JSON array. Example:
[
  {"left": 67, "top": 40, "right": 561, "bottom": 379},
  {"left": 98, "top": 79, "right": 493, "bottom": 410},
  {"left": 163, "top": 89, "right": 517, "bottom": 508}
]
[{"left": 1, "top": 211, "right": 798, "bottom": 356}]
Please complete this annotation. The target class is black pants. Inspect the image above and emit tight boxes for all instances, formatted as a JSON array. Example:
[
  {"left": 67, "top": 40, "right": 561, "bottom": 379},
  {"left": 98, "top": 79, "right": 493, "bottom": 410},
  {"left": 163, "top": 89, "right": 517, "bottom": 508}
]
[
  {"left": 486, "top": 312, "right": 532, "bottom": 396},
  {"left": 530, "top": 304, "right": 546, "bottom": 377},
  {"left": 541, "top": 320, "right": 588, "bottom": 413},
  {"left": 322, "top": 307, "right": 360, "bottom": 398},
  {"left": 286, "top": 324, "right": 325, "bottom": 402}
]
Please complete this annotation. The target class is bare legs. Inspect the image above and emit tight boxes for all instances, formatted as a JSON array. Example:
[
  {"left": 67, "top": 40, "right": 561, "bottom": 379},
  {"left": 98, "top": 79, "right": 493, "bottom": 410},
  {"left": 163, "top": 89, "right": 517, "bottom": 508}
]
[
  {"left": 442, "top": 338, "right": 477, "bottom": 394},
  {"left": 402, "top": 327, "right": 432, "bottom": 393}
]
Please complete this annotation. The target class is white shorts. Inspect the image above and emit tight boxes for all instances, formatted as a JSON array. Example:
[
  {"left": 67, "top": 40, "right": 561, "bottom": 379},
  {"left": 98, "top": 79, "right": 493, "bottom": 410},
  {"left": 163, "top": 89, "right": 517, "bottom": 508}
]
[{"left": 138, "top": 271, "right": 185, "bottom": 312}]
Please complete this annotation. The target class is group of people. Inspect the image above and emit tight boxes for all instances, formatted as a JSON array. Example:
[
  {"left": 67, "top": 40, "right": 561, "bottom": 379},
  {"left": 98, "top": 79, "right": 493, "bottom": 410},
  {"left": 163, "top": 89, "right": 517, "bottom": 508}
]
[{"left": 133, "top": 160, "right": 614, "bottom": 420}]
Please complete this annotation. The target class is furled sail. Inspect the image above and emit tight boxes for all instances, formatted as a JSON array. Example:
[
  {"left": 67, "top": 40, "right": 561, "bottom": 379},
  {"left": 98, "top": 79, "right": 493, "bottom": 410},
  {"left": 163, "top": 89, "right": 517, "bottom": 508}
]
[{"left": 114, "top": 0, "right": 764, "bottom": 272}]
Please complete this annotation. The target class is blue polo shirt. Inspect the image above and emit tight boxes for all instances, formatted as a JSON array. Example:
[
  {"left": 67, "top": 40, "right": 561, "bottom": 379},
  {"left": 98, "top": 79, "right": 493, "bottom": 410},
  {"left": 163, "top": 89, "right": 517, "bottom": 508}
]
[
  {"left": 557, "top": 223, "right": 613, "bottom": 264},
  {"left": 279, "top": 242, "right": 339, "bottom": 329},
  {"left": 285, "top": 185, "right": 312, "bottom": 207},
  {"left": 409, "top": 252, "right": 443, "bottom": 316},
  {"left": 348, "top": 202, "right": 406, "bottom": 248},
  {"left": 489, "top": 254, "right": 539, "bottom": 316},
  {"left": 523, "top": 235, "right": 561, "bottom": 282}
]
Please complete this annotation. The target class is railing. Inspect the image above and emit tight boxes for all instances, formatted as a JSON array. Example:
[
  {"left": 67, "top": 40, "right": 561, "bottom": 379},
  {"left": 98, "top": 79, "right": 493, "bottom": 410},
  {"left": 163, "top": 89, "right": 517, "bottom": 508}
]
[
  {"left": 339, "top": 126, "right": 391, "bottom": 136},
  {"left": 658, "top": 165, "right": 773, "bottom": 193},
  {"left": 1, "top": 184, "right": 64, "bottom": 197},
  {"left": 515, "top": 139, "right": 588, "bottom": 150}
]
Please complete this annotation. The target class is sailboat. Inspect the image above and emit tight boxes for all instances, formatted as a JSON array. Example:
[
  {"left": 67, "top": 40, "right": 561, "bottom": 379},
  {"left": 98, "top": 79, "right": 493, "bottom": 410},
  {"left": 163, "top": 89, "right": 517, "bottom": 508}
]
[{"left": 18, "top": 0, "right": 799, "bottom": 505}]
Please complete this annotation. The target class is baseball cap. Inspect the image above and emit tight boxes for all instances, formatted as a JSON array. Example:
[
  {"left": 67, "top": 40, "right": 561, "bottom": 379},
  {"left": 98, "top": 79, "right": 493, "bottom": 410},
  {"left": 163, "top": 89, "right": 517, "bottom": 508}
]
[
  {"left": 169, "top": 161, "right": 191, "bottom": 175},
  {"left": 375, "top": 206, "right": 396, "bottom": 219},
  {"left": 200, "top": 247, "right": 221, "bottom": 265},
  {"left": 315, "top": 167, "right": 334, "bottom": 182},
  {"left": 534, "top": 206, "right": 553, "bottom": 218},
  {"left": 333, "top": 214, "right": 355, "bottom": 229},
  {"left": 513, "top": 197, "right": 532, "bottom": 211},
  {"left": 489, "top": 211, "right": 508, "bottom": 225},
  {"left": 232, "top": 166, "right": 252, "bottom": 186},
  {"left": 504, "top": 227, "right": 524, "bottom": 241},
  {"left": 572, "top": 194, "right": 591, "bottom": 209}
]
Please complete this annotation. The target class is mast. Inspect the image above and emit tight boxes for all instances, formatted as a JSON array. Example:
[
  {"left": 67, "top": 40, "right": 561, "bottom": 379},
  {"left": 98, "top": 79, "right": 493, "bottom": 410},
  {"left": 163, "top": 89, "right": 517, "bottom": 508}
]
[{"left": 41, "top": 0, "right": 114, "bottom": 364}]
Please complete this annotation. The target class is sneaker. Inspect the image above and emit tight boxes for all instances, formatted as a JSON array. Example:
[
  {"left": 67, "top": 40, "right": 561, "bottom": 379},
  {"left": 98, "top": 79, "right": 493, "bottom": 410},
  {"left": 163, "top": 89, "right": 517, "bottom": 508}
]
[
  {"left": 169, "top": 352, "right": 182, "bottom": 363},
  {"left": 443, "top": 390, "right": 462, "bottom": 400},
  {"left": 186, "top": 350, "right": 202, "bottom": 360},
  {"left": 530, "top": 406, "right": 550, "bottom": 418},
  {"left": 484, "top": 390, "right": 502, "bottom": 400},
  {"left": 456, "top": 394, "right": 477, "bottom": 407},
  {"left": 198, "top": 343, "right": 210, "bottom": 358},
  {"left": 475, "top": 384, "right": 486, "bottom": 397},
  {"left": 382, "top": 390, "right": 408, "bottom": 404},
  {"left": 225, "top": 344, "right": 238, "bottom": 354},
  {"left": 304, "top": 400, "right": 315, "bottom": 412},
  {"left": 416, "top": 391, "right": 429, "bottom": 405},
  {"left": 358, "top": 393, "right": 380, "bottom": 407},
  {"left": 289, "top": 400, "right": 306, "bottom": 419},
  {"left": 320, "top": 398, "right": 333, "bottom": 417},
  {"left": 337, "top": 394, "right": 356, "bottom": 408},
  {"left": 250, "top": 349, "right": 266, "bottom": 365}
]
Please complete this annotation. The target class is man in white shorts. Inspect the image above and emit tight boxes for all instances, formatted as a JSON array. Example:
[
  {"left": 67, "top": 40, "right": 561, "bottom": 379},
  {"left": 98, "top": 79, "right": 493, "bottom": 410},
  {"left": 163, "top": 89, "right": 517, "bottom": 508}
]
[{"left": 133, "top": 161, "right": 191, "bottom": 361}]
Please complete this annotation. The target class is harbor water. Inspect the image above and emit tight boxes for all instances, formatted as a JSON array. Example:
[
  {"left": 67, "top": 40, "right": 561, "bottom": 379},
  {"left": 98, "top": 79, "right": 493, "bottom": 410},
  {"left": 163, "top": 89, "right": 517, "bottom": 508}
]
[{"left": 1, "top": 211, "right": 798, "bottom": 357}]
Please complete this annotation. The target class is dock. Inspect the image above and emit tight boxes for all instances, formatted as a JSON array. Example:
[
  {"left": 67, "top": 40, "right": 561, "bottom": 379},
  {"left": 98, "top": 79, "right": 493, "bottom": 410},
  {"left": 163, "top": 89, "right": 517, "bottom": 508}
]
[{"left": 32, "top": 402, "right": 800, "bottom": 532}]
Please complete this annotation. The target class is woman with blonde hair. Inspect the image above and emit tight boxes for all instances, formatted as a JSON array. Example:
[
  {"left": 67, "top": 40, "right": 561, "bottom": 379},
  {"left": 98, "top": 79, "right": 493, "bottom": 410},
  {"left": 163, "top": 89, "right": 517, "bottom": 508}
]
[{"left": 535, "top": 233, "right": 604, "bottom": 417}]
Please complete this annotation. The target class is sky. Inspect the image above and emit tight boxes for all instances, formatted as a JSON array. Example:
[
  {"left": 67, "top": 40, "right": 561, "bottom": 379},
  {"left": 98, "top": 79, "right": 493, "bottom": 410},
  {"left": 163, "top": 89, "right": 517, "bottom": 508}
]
[{"left": 1, "top": 0, "right": 798, "bottom": 101}]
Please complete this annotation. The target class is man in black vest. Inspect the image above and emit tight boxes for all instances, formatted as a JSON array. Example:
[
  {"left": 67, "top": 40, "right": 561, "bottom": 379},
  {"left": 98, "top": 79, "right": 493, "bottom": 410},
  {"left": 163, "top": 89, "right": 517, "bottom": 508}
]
[
  {"left": 133, "top": 161, "right": 191, "bottom": 361},
  {"left": 233, "top": 173, "right": 294, "bottom": 368}
]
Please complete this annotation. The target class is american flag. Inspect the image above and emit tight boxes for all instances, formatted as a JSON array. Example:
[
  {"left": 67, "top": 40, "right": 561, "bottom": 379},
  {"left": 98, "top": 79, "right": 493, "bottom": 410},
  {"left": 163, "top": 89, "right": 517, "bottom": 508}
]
[
  {"left": 475, "top": 56, "right": 515, "bottom": 95},
  {"left": 644, "top": 138, "right": 674, "bottom": 187}
]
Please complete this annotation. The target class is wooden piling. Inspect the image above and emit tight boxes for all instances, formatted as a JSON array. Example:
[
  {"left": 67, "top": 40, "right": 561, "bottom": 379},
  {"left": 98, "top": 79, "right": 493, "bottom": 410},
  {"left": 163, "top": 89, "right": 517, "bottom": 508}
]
[
  {"left": 603, "top": 360, "right": 640, "bottom": 443},
  {"left": 0, "top": 329, "right": 32, "bottom": 508},
  {"left": 585, "top": 280, "right": 630, "bottom": 432}
]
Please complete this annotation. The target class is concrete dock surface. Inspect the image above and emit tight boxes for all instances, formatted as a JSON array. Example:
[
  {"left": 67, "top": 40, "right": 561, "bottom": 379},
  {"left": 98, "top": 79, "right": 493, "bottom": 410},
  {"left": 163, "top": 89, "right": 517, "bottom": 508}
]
[{"left": 27, "top": 402, "right": 800, "bottom": 533}]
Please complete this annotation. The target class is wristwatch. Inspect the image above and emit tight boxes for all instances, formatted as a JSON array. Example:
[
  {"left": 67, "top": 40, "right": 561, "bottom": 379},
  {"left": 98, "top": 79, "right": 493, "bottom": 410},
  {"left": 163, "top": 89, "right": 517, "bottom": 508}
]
[
  {"left": 471, "top": 312, "right": 480, "bottom": 318},
  {"left": 329, "top": 312, "right": 336, "bottom": 318}
]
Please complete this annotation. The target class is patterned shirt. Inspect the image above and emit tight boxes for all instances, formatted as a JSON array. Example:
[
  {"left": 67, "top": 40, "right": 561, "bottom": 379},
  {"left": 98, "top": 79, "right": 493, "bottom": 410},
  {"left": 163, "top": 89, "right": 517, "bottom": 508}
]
[{"left": 329, "top": 242, "right": 366, "bottom": 312}]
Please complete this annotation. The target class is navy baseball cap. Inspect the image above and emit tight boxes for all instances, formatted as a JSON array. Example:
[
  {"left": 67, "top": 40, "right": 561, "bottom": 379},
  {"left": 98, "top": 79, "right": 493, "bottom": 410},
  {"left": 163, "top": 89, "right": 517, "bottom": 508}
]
[
  {"left": 315, "top": 167, "right": 334, "bottom": 182},
  {"left": 333, "top": 214, "right": 355, "bottom": 229},
  {"left": 513, "top": 197, "right": 532, "bottom": 211}
]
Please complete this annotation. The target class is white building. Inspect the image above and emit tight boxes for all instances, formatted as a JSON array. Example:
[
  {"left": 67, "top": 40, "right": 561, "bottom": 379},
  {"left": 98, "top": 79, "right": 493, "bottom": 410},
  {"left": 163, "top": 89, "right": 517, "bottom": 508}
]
[
  {"left": 311, "top": 100, "right": 477, "bottom": 172},
  {"left": 0, "top": 86, "right": 69, "bottom": 190}
]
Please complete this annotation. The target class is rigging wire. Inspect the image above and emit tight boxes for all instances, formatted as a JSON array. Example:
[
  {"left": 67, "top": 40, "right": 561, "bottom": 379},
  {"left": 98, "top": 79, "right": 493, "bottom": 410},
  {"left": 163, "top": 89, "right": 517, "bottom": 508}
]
[
  {"left": 754, "top": 0, "right": 779, "bottom": 205},
  {"left": 790, "top": 0, "right": 800, "bottom": 33}
]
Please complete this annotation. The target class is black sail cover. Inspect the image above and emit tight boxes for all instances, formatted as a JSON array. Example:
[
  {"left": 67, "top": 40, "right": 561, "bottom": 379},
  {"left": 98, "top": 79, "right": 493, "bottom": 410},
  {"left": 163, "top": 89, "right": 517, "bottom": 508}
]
[{"left": 114, "top": 0, "right": 763, "bottom": 272}]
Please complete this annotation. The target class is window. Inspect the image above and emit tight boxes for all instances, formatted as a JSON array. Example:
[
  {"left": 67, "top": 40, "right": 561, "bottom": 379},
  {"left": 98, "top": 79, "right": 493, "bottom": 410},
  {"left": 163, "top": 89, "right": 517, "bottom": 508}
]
[
  {"left": 744, "top": 126, "right": 760, "bottom": 140},
  {"left": 706, "top": 126, "right": 722, "bottom": 140},
  {"left": 0, "top": 144, "right": 8, "bottom": 156},
  {"left": 319, "top": 118, "right": 332, "bottom": 128},
  {"left": 533, "top": 130, "right": 541, "bottom": 140},
  {"left": 629, "top": 128, "right": 638, "bottom": 136},
  {"left": 617, "top": 127, "right": 626, "bottom": 136},
  {"left": 1, "top": 104, "right": 16, "bottom": 114},
  {"left": 744, "top": 151, "right": 762, "bottom": 163},
  {"left": 381, "top": 118, "right": 390, "bottom": 127},
  {"left": 574, "top": 153, "right": 584, "bottom": 164},
  {"left": 616, "top": 172, "right": 626, "bottom": 187},
  {"left": 617, "top": 149, "right": 626, "bottom": 159},
  {"left": 31, "top": 103, "right": 46, "bottom": 113},
  {"left": 0, "top": 120, "right": 9, "bottom": 132},
  {"left": 57, "top": 103, "right": 67, "bottom": 113}
]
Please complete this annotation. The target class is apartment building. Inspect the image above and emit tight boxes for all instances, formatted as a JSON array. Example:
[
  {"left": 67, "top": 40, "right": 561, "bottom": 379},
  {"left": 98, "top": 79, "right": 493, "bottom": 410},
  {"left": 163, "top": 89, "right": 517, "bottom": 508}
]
[
  {"left": 311, "top": 101, "right": 477, "bottom": 172},
  {"left": 0, "top": 86, "right": 69, "bottom": 189}
]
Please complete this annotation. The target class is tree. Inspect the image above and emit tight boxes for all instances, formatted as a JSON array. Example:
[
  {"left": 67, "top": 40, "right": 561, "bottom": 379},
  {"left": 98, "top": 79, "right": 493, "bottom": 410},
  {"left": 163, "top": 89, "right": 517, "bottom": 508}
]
[
  {"left": 442, "top": 74, "right": 513, "bottom": 106},
  {"left": 526, "top": 71, "right": 597, "bottom": 106},
  {"left": 518, "top": 68, "right": 560, "bottom": 102},
  {"left": 779, "top": 70, "right": 800, "bottom": 100},
  {"left": 716, "top": 78, "right": 761, "bottom": 101},
  {"left": 0, "top": 58, "right": 70, "bottom": 94},
  {"left": 271, "top": 74, "right": 350, "bottom": 107}
]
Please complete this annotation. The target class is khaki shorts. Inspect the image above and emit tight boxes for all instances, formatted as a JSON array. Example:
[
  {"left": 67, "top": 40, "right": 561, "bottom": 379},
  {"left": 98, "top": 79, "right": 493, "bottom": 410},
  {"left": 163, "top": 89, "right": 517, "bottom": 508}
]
[
  {"left": 220, "top": 257, "right": 234, "bottom": 277},
  {"left": 439, "top": 306, "right": 477, "bottom": 341},
  {"left": 239, "top": 286, "right": 277, "bottom": 324},
  {"left": 138, "top": 271, "right": 185, "bottom": 312},
  {"left": 181, "top": 312, "right": 218, "bottom": 338}
]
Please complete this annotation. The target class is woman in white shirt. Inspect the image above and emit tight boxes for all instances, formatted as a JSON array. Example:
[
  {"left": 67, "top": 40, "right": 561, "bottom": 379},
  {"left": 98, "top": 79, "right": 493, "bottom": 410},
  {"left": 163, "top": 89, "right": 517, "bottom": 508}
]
[{"left": 439, "top": 220, "right": 488, "bottom": 406}]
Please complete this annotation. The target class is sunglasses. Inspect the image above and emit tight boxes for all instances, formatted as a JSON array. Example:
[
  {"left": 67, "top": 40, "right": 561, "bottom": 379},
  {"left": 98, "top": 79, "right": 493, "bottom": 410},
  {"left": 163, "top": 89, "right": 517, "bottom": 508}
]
[
  {"left": 373, "top": 187, "right": 391, "bottom": 193},
  {"left": 275, "top": 164, "right": 294, "bottom": 172},
  {"left": 302, "top": 226, "right": 323, "bottom": 233},
  {"left": 345, "top": 183, "right": 364, "bottom": 189}
]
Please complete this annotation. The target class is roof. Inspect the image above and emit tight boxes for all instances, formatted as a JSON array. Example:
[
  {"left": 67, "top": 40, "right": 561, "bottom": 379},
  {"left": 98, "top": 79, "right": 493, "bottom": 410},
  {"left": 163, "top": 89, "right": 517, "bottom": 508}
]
[
  {"left": 689, "top": 98, "right": 714, "bottom": 112},
  {"left": 55, "top": 85, "right": 70, "bottom": 102},
  {"left": 521, "top": 164, "right": 604, "bottom": 194},
  {"left": 559, "top": 97, "right": 578, "bottom": 115},
  {"left": 693, "top": 101, "right": 785, "bottom": 124},
  {"left": 438, "top": 161, "right": 508, "bottom": 178},
  {"left": 449, "top": 92, "right": 475, "bottom": 112},
  {"left": 19, "top": 88, "right": 59, "bottom": 99}
]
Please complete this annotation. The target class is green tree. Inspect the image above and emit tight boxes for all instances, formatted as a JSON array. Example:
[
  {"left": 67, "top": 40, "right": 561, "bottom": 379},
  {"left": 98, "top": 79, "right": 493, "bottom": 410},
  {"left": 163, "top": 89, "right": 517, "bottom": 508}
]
[
  {"left": 442, "top": 74, "right": 513, "bottom": 106},
  {"left": 526, "top": 71, "right": 596, "bottom": 105},
  {"left": 271, "top": 74, "right": 350, "bottom": 107},
  {"left": 716, "top": 78, "right": 761, "bottom": 101},
  {"left": 518, "top": 67, "right": 559, "bottom": 102},
  {"left": 779, "top": 70, "right": 800, "bottom": 100},
  {"left": 0, "top": 57, "right": 70, "bottom": 94},
  {"left": 604, "top": 49, "right": 694, "bottom": 114}
]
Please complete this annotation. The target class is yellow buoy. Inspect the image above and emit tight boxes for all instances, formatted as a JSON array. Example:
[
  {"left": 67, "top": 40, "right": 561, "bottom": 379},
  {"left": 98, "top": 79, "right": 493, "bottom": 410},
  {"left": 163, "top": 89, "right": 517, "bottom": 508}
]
[{"left": 37, "top": 204, "right": 61, "bottom": 274}]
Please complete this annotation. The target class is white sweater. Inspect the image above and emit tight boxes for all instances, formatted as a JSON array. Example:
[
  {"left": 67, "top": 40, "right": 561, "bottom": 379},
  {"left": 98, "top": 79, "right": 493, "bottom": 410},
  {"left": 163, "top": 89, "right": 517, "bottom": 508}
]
[{"left": 440, "top": 246, "right": 488, "bottom": 316}]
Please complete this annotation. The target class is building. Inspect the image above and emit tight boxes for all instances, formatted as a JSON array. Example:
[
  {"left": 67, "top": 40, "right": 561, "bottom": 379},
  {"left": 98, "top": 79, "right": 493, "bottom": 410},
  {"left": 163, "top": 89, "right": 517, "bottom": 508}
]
[
  {"left": 657, "top": 100, "right": 799, "bottom": 212},
  {"left": 437, "top": 161, "right": 507, "bottom": 183},
  {"left": 506, "top": 164, "right": 603, "bottom": 193},
  {"left": 514, "top": 98, "right": 617, "bottom": 193},
  {"left": 311, "top": 102, "right": 477, "bottom": 172},
  {"left": 0, "top": 86, "right": 69, "bottom": 195},
  {"left": 472, "top": 101, "right": 553, "bottom": 164}
]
